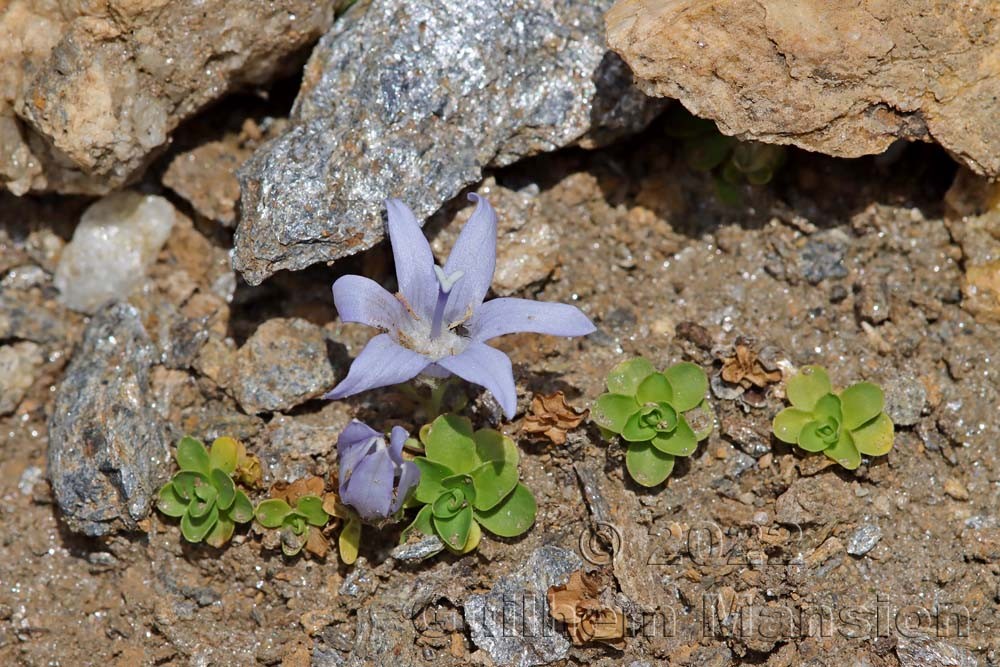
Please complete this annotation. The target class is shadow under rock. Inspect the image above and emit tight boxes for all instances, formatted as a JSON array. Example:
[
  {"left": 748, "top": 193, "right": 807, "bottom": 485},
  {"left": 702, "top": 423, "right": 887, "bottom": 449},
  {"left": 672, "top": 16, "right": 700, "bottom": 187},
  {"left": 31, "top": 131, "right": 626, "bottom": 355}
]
[{"left": 490, "top": 109, "right": 959, "bottom": 240}]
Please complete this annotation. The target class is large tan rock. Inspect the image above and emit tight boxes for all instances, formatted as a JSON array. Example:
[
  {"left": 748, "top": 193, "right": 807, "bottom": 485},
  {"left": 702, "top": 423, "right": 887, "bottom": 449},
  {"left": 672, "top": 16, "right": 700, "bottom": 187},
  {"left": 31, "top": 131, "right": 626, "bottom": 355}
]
[
  {"left": 0, "top": 0, "right": 335, "bottom": 195},
  {"left": 606, "top": 0, "right": 1000, "bottom": 176}
]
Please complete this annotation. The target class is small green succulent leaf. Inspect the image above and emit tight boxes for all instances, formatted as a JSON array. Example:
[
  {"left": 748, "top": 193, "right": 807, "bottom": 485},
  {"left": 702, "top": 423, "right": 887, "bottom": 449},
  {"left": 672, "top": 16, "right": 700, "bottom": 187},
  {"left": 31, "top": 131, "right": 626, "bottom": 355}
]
[
  {"left": 433, "top": 504, "right": 473, "bottom": 550},
  {"left": 772, "top": 407, "right": 814, "bottom": 444},
  {"left": 839, "top": 382, "right": 885, "bottom": 431},
  {"left": 651, "top": 416, "right": 698, "bottom": 456},
  {"left": 625, "top": 442, "right": 675, "bottom": 487},
  {"left": 340, "top": 517, "right": 362, "bottom": 565},
  {"left": 635, "top": 373, "right": 673, "bottom": 405},
  {"left": 442, "top": 474, "right": 477, "bottom": 506},
  {"left": 606, "top": 358, "right": 655, "bottom": 395},
  {"left": 685, "top": 132, "right": 734, "bottom": 171},
  {"left": 684, "top": 400, "right": 716, "bottom": 442},
  {"left": 400, "top": 504, "right": 434, "bottom": 544},
  {"left": 432, "top": 487, "right": 468, "bottom": 519},
  {"left": 157, "top": 483, "right": 188, "bottom": 518},
  {"left": 176, "top": 436, "right": 211, "bottom": 475},
  {"left": 825, "top": 430, "right": 861, "bottom": 470},
  {"left": 180, "top": 503, "right": 218, "bottom": 543},
  {"left": 170, "top": 471, "right": 204, "bottom": 501},
  {"left": 255, "top": 498, "right": 293, "bottom": 528},
  {"left": 850, "top": 413, "right": 894, "bottom": 456},
  {"left": 456, "top": 521, "right": 483, "bottom": 554},
  {"left": 208, "top": 436, "right": 239, "bottom": 474},
  {"left": 286, "top": 513, "right": 308, "bottom": 535},
  {"left": 622, "top": 408, "right": 658, "bottom": 442},
  {"left": 413, "top": 458, "right": 453, "bottom": 503},
  {"left": 210, "top": 468, "right": 236, "bottom": 511},
  {"left": 281, "top": 525, "right": 308, "bottom": 557},
  {"left": 797, "top": 419, "right": 836, "bottom": 452},
  {"left": 812, "top": 393, "right": 842, "bottom": 422},
  {"left": 229, "top": 490, "right": 254, "bottom": 524},
  {"left": 746, "top": 168, "right": 773, "bottom": 186},
  {"left": 786, "top": 366, "right": 832, "bottom": 411},
  {"left": 472, "top": 429, "right": 518, "bottom": 467},
  {"left": 205, "top": 515, "right": 235, "bottom": 548},
  {"left": 189, "top": 485, "right": 217, "bottom": 518},
  {"left": 475, "top": 483, "right": 536, "bottom": 538},
  {"left": 662, "top": 362, "right": 708, "bottom": 412},
  {"left": 592, "top": 393, "right": 639, "bottom": 434},
  {"left": 423, "top": 414, "right": 477, "bottom": 473},
  {"left": 296, "top": 495, "right": 330, "bottom": 527},
  {"left": 468, "top": 460, "right": 518, "bottom": 512}
]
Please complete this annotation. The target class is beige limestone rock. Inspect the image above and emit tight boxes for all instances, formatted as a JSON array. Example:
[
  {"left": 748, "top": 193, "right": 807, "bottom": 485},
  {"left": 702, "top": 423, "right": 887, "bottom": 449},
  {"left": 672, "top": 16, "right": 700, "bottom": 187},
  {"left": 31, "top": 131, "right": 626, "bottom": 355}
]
[
  {"left": 0, "top": 0, "right": 335, "bottom": 194},
  {"left": 606, "top": 0, "right": 1000, "bottom": 176}
]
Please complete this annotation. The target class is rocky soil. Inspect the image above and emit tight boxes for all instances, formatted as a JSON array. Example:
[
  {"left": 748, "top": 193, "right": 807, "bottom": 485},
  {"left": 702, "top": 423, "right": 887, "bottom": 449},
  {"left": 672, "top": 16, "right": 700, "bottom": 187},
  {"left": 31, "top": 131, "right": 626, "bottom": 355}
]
[{"left": 2, "top": 1, "right": 999, "bottom": 666}]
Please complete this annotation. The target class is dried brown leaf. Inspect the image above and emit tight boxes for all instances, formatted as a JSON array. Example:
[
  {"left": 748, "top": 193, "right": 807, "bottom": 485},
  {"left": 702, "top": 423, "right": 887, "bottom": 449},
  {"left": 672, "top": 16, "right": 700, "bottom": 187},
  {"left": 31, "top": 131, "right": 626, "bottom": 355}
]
[
  {"left": 547, "top": 569, "right": 625, "bottom": 648},
  {"left": 270, "top": 476, "right": 326, "bottom": 505},
  {"left": 720, "top": 340, "right": 782, "bottom": 389},
  {"left": 522, "top": 391, "right": 589, "bottom": 445}
]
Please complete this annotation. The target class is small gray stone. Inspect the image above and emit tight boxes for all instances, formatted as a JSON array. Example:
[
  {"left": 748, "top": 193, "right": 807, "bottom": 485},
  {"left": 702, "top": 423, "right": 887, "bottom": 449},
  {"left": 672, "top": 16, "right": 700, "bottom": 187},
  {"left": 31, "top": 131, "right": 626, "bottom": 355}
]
[
  {"left": 883, "top": 372, "right": 927, "bottom": 426},
  {"left": 895, "top": 634, "right": 978, "bottom": 667},
  {"left": 725, "top": 450, "right": 757, "bottom": 479},
  {"left": 464, "top": 546, "right": 581, "bottom": 667},
  {"left": 856, "top": 271, "right": 892, "bottom": 324},
  {"left": 719, "top": 405, "right": 772, "bottom": 458},
  {"left": 234, "top": 0, "right": 660, "bottom": 284},
  {"left": 391, "top": 536, "right": 446, "bottom": 562},
  {"left": 230, "top": 318, "right": 337, "bottom": 414},
  {"left": 48, "top": 302, "right": 170, "bottom": 536},
  {"left": 798, "top": 231, "right": 849, "bottom": 285},
  {"left": 846, "top": 524, "right": 882, "bottom": 556}
]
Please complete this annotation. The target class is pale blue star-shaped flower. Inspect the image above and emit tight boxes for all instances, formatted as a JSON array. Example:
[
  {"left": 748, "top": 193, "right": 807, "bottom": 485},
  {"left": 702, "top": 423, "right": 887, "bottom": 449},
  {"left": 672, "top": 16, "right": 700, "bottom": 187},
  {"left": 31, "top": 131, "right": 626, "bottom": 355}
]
[{"left": 325, "top": 194, "right": 595, "bottom": 418}]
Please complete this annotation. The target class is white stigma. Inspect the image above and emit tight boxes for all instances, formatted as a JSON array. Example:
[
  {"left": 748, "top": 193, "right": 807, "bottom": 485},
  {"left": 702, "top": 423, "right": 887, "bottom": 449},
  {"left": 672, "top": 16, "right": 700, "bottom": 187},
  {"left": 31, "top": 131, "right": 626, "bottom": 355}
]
[{"left": 433, "top": 265, "right": 464, "bottom": 293}]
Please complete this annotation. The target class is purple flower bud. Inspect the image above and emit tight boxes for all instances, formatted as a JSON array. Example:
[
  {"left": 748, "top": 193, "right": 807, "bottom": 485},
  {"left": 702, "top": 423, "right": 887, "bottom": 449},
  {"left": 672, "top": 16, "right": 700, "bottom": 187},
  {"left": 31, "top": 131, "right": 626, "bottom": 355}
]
[
  {"left": 325, "top": 194, "right": 596, "bottom": 418},
  {"left": 337, "top": 420, "right": 419, "bottom": 522}
]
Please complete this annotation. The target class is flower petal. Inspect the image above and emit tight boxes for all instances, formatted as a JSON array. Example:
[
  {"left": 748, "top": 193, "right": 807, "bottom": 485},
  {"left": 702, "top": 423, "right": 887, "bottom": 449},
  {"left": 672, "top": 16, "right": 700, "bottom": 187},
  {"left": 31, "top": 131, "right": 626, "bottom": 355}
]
[
  {"left": 342, "top": 448, "right": 395, "bottom": 521},
  {"left": 442, "top": 194, "right": 497, "bottom": 322},
  {"left": 332, "top": 274, "right": 406, "bottom": 330},
  {"left": 324, "top": 333, "right": 429, "bottom": 400},
  {"left": 390, "top": 461, "right": 420, "bottom": 514},
  {"left": 386, "top": 198, "right": 438, "bottom": 319},
  {"left": 470, "top": 297, "right": 595, "bottom": 342},
  {"left": 337, "top": 420, "right": 381, "bottom": 489},
  {"left": 388, "top": 425, "right": 408, "bottom": 465},
  {"left": 436, "top": 341, "right": 516, "bottom": 419}
]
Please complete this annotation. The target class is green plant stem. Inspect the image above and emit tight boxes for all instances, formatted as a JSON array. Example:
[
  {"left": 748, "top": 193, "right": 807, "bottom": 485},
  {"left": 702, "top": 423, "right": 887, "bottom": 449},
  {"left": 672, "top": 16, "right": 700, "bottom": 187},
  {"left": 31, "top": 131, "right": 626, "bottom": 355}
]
[{"left": 397, "top": 377, "right": 460, "bottom": 421}]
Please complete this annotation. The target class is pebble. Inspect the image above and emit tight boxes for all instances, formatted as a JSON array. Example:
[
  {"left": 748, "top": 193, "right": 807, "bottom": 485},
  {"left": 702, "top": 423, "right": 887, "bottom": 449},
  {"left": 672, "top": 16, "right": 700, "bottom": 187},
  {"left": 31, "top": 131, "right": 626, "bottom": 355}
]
[
  {"left": 54, "top": 192, "right": 176, "bottom": 314},
  {"left": 846, "top": 524, "right": 882, "bottom": 556},
  {"left": 0, "top": 342, "right": 44, "bottom": 415},
  {"left": 943, "top": 477, "right": 970, "bottom": 501},
  {"left": 882, "top": 371, "right": 926, "bottom": 426},
  {"left": 798, "top": 231, "right": 849, "bottom": 285}
]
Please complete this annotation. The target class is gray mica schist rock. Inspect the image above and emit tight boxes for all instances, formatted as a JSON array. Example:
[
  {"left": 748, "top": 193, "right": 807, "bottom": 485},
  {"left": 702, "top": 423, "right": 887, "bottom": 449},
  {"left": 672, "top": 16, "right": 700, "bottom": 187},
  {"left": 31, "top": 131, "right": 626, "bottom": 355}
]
[
  {"left": 235, "top": 0, "right": 659, "bottom": 284},
  {"left": 464, "top": 546, "right": 581, "bottom": 667},
  {"left": 48, "top": 302, "right": 170, "bottom": 536}
]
